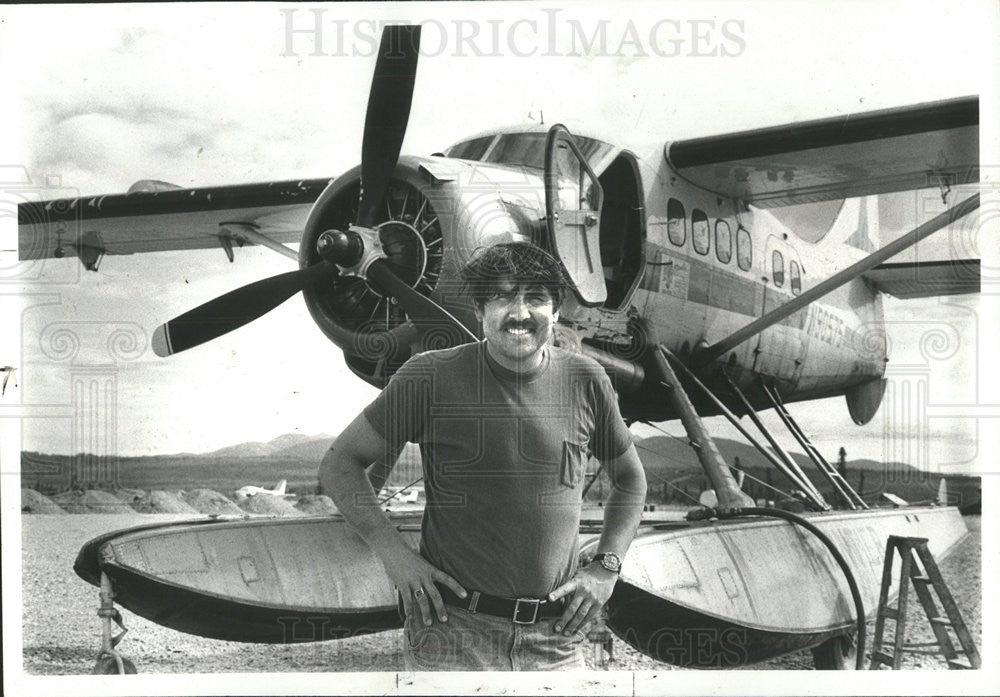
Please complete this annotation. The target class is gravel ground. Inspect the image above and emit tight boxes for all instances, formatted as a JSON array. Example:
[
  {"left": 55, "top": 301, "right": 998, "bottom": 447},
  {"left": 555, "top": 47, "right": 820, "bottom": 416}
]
[{"left": 20, "top": 514, "right": 981, "bottom": 674}]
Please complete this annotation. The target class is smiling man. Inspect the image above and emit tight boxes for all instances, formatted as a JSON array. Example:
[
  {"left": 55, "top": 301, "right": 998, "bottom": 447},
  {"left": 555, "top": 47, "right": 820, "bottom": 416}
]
[{"left": 321, "top": 242, "right": 646, "bottom": 671}]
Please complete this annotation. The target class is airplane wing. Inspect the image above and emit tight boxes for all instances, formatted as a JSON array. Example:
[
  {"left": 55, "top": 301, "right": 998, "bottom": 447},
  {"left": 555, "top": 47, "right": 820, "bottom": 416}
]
[
  {"left": 666, "top": 96, "right": 978, "bottom": 208},
  {"left": 17, "top": 178, "right": 330, "bottom": 261},
  {"left": 697, "top": 194, "right": 980, "bottom": 363},
  {"left": 862, "top": 258, "right": 980, "bottom": 299}
]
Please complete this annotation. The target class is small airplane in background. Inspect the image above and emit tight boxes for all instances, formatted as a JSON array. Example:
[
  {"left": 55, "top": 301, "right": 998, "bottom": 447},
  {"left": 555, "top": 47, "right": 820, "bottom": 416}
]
[
  {"left": 233, "top": 479, "right": 291, "bottom": 500},
  {"left": 381, "top": 486, "right": 421, "bottom": 504},
  {"left": 29, "top": 25, "right": 982, "bottom": 673},
  {"left": 881, "top": 478, "right": 951, "bottom": 508}
]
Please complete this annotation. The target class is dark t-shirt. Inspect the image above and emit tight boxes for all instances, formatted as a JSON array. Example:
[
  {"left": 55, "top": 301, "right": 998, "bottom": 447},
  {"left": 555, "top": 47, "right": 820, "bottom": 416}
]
[{"left": 363, "top": 341, "right": 632, "bottom": 598}]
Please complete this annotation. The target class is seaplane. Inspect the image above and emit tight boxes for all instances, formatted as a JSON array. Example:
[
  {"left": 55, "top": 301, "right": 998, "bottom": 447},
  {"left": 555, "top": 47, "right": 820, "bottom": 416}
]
[{"left": 19, "top": 25, "right": 981, "bottom": 673}]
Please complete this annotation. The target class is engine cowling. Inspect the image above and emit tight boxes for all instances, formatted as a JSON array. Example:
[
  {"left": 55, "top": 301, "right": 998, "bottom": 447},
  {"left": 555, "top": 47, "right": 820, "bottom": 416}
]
[{"left": 298, "top": 158, "right": 551, "bottom": 386}]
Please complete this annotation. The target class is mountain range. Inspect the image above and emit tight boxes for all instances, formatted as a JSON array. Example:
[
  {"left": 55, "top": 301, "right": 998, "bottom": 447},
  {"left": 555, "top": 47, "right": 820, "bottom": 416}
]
[
  {"left": 23, "top": 429, "right": 978, "bottom": 506},
  {"left": 28, "top": 429, "right": 962, "bottom": 482},
  {"left": 204, "top": 433, "right": 335, "bottom": 460},
  {"left": 195, "top": 431, "right": 933, "bottom": 479}
]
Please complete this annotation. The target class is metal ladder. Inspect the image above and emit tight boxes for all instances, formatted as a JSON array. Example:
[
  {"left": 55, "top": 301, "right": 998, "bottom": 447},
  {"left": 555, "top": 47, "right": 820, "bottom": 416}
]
[
  {"left": 760, "top": 382, "right": 867, "bottom": 509},
  {"left": 869, "top": 535, "right": 980, "bottom": 670}
]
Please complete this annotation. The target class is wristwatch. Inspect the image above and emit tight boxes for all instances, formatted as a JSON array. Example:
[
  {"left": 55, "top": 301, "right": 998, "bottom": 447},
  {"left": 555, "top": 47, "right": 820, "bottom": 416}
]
[{"left": 591, "top": 552, "right": 622, "bottom": 574}]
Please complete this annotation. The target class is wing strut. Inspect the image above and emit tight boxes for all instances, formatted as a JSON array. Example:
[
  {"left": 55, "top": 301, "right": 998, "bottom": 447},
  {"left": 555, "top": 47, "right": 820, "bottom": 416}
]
[
  {"left": 719, "top": 374, "right": 829, "bottom": 510},
  {"left": 697, "top": 194, "right": 980, "bottom": 364},
  {"left": 760, "top": 382, "right": 868, "bottom": 510},
  {"left": 659, "top": 352, "right": 828, "bottom": 510}
]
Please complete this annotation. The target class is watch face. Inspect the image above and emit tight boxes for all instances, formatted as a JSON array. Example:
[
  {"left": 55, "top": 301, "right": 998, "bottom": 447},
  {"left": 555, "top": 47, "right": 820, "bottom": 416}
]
[{"left": 600, "top": 553, "right": 621, "bottom": 572}]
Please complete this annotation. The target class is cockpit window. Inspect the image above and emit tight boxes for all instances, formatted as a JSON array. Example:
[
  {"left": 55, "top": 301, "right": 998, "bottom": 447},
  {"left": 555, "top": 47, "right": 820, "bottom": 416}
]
[
  {"left": 446, "top": 135, "right": 494, "bottom": 161},
  {"left": 444, "top": 133, "right": 613, "bottom": 171},
  {"left": 485, "top": 133, "right": 548, "bottom": 168}
]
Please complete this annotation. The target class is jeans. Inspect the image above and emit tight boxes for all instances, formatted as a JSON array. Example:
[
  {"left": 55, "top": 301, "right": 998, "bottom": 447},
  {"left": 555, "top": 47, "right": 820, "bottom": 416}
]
[{"left": 401, "top": 603, "right": 587, "bottom": 671}]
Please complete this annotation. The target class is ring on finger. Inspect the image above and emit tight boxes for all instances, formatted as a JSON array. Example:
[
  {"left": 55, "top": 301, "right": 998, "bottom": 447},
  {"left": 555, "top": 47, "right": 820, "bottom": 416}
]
[{"left": 413, "top": 587, "right": 426, "bottom": 599}]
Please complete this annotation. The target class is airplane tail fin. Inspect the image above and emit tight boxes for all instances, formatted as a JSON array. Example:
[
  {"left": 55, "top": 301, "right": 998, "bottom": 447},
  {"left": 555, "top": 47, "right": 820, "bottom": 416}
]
[
  {"left": 819, "top": 195, "right": 880, "bottom": 253},
  {"left": 274, "top": 479, "right": 287, "bottom": 496}
]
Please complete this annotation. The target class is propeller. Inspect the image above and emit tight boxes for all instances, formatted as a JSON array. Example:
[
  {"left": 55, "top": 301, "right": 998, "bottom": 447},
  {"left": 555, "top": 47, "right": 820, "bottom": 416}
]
[
  {"left": 358, "top": 24, "right": 420, "bottom": 228},
  {"left": 153, "top": 25, "right": 473, "bottom": 359},
  {"left": 366, "top": 259, "right": 476, "bottom": 344},
  {"left": 151, "top": 262, "right": 333, "bottom": 357}
]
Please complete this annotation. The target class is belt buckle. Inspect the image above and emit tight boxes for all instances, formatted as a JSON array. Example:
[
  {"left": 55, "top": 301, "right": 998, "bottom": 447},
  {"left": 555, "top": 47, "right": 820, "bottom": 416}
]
[{"left": 513, "top": 597, "right": 540, "bottom": 624}]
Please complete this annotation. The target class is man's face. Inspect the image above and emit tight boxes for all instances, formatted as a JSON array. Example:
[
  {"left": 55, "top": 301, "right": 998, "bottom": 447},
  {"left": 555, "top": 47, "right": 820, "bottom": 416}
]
[{"left": 475, "top": 278, "right": 559, "bottom": 372}]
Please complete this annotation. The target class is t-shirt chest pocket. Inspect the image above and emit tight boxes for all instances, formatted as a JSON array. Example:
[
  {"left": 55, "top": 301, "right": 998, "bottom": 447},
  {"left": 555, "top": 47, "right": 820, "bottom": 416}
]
[{"left": 560, "top": 440, "right": 590, "bottom": 488}]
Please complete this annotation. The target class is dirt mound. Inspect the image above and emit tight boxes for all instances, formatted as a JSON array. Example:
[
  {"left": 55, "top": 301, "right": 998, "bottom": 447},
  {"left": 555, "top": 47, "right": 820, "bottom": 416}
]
[
  {"left": 51, "top": 490, "right": 135, "bottom": 514},
  {"left": 113, "top": 488, "right": 146, "bottom": 504},
  {"left": 132, "top": 490, "right": 200, "bottom": 514},
  {"left": 294, "top": 494, "right": 339, "bottom": 515},
  {"left": 21, "top": 488, "right": 67, "bottom": 514},
  {"left": 238, "top": 494, "right": 304, "bottom": 516},
  {"left": 183, "top": 489, "right": 243, "bottom": 515}
]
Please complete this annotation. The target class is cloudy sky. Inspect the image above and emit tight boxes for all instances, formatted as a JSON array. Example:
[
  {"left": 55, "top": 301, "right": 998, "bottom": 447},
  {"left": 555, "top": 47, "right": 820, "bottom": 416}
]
[{"left": 2, "top": 2, "right": 997, "bottom": 478}]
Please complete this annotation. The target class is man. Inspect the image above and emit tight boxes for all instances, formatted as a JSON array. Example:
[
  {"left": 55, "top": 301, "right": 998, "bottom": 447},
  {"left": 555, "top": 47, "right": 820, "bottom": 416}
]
[{"left": 321, "top": 242, "right": 647, "bottom": 670}]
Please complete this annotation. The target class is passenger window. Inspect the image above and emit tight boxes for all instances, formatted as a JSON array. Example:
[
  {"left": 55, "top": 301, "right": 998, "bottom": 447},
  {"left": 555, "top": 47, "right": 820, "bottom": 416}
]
[
  {"left": 790, "top": 260, "right": 802, "bottom": 295},
  {"left": 772, "top": 250, "right": 785, "bottom": 287},
  {"left": 737, "top": 226, "right": 752, "bottom": 271},
  {"left": 667, "top": 199, "right": 686, "bottom": 246},
  {"left": 715, "top": 220, "right": 732, "bottom": 263},
  {"left": 692, "top": 209, "right": 709, "bottom": 255}
]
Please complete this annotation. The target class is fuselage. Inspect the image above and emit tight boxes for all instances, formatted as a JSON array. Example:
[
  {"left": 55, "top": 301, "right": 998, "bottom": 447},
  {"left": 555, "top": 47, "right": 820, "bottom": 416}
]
[{"left": 403, "top": 124, "right": 888, "bottom": 422}]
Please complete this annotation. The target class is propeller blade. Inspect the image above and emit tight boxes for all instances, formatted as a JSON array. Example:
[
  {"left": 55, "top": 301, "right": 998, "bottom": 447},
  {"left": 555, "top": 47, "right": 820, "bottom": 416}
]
[
  {"left": 366, "top": 259, "right": 477, "bottom": 348},
  {"left": 358, "top": 25, "right": 421, "bottom": 228},
  {"left": 152, "top": 262, "right": 334, "bottom": 357}
]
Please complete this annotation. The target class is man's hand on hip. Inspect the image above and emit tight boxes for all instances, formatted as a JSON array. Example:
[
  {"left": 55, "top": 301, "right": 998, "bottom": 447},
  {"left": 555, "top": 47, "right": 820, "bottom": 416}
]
[
  {"left": 379, "top": 545, "right": 466, "bottom": 626},
  {"left": 547, "top": 564, "right": 617, "bottom": 636}
]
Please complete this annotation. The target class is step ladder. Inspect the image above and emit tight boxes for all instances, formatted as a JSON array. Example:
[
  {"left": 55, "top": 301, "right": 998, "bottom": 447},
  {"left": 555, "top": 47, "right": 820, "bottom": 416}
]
[{"left": 869, "top": 536, "right": 980, "bottom": 670}]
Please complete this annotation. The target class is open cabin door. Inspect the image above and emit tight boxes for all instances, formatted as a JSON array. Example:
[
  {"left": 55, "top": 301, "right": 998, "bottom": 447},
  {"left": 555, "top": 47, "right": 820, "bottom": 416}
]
[{"left": 544, "top": 125, "right": 607, "bottom": 306}]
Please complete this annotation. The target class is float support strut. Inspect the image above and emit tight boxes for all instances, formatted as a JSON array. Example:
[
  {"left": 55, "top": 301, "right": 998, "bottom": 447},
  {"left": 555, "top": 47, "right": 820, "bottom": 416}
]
[
  {"left": 92, "top": 570, "right": 135, "bottom": 674},
  {"left": 641, "top": 325, "right": 752, "bottom": 510}
]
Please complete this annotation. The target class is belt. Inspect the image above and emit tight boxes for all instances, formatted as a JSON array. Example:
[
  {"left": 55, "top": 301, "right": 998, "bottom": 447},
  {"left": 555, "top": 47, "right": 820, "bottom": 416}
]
[{"left": 436, "top": 583, "right": 565, "bottom": 624}]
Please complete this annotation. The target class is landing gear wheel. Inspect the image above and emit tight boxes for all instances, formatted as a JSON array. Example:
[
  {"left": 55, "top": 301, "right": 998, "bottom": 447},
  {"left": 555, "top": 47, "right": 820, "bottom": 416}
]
[
  {"left": 811, "top": 632, "right": 857, "bottom": 670},
  {"left": 92, "top": 652, "right": 137, "bottom": 674}
]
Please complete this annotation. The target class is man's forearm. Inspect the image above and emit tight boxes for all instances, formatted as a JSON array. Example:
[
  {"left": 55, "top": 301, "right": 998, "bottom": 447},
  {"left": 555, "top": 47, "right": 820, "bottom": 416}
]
[
  {"left": 320, "top": 448, "right": 410, "bottom": 555},
  {"left": 596, "top": 459, "right": 647, "bottom": 558}
]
